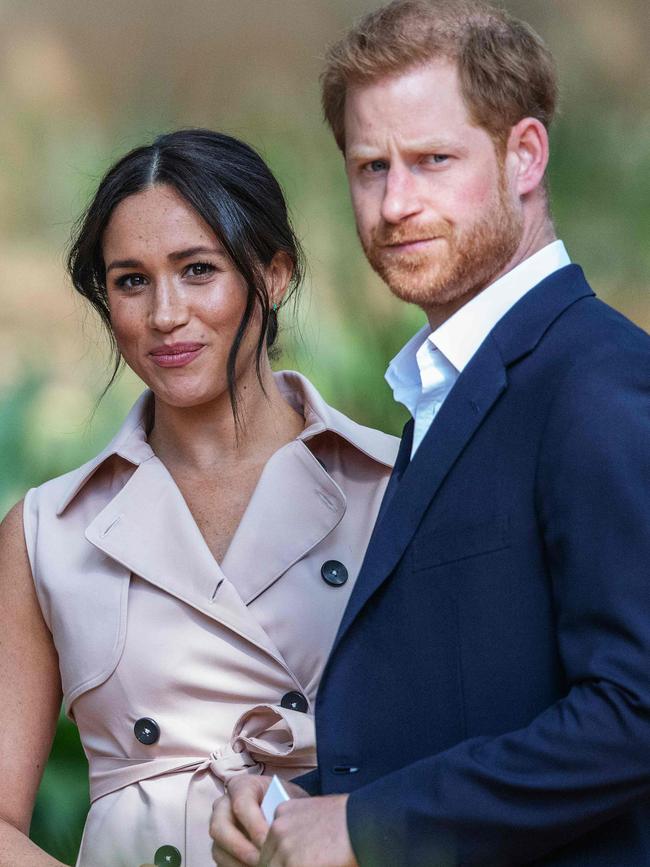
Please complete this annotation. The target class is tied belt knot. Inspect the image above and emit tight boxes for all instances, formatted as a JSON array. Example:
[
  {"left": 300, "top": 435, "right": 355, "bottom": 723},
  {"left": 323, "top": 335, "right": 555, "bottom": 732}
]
[
  {"left": 89, "top": 704, "right": 316, "bottom": 867},
  {"left": 204, "top": 703, "right": 316, "bottom": 782}
]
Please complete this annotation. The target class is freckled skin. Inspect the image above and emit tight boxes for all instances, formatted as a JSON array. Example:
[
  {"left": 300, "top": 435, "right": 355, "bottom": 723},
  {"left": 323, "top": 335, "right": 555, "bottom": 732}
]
[
  {"left": 103, "top": 184, "right": 262, "bottom": 411},
  {"left": 103, "top": 184, "right": 306, "bottom": 565},
  {"left": 344, "top": 61, "right": 541, "bottom": 324}
]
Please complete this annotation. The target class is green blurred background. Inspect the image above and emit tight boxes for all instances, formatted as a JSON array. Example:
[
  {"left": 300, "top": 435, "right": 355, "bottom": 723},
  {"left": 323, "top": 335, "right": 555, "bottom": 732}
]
[{"left": 0, "top": 0, "right": 648, "bottom": 861}]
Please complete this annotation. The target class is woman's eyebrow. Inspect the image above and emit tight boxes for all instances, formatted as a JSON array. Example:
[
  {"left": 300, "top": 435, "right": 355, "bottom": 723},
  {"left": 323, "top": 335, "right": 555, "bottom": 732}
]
[
  {"left": 106, "top": 246, "right": 227, "bottom": 274},
  {"left": 168, "top": 245, "right": 226, "bottom": 261},
  {"left": 106, "top": 258, "right": 141, "bottom": 274}
]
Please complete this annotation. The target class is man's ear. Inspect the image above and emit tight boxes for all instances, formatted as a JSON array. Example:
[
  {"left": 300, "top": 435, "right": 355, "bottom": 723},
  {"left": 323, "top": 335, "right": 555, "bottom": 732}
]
[
  {"left": 266, "top": 251, "right": 294, "bottom": 307},
  {"left": 505, "top": 117, "right": 550, "bottom": 197}
]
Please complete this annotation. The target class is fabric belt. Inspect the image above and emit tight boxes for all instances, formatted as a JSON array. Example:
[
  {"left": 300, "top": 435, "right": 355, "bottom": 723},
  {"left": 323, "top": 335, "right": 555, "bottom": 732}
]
[{"left": 89, "top": 704, "right": 316, "bottom": 866}]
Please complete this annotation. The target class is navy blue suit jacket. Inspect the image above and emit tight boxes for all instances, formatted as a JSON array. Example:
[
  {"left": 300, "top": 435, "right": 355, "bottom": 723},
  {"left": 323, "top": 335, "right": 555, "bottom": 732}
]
[{"left": 297, "top": 266, "right": 650, "bottom": 865}]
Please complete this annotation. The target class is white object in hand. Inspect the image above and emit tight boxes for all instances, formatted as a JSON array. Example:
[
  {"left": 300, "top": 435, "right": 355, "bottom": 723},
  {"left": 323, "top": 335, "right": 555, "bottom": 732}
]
[{"left": 261, "top": 775, "right": 291, "bottom": 823}]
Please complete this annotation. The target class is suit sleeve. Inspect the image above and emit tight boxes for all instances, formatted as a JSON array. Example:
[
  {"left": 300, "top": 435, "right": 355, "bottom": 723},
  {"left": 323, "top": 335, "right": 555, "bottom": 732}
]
[
  {"left": 346, "top": 342, "right": 650, "bottom": 866},
  {"left": 291, "top": 767, "right": 320, "bottom": 795}
]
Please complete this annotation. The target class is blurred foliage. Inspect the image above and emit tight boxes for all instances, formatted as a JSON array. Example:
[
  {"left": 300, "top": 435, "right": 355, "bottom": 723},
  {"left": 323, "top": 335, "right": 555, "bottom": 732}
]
[
  {"left": 0, "top": 0, "right": 647, "bottom": 862},
  {"left": 30, "top": 711, "right": 89, "bottom": 865}
]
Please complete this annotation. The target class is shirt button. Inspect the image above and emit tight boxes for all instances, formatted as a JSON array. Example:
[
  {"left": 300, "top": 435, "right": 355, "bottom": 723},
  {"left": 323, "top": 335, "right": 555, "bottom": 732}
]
[
  {"left": 280, "top": 691, "right": 308, "bottom": 713},
  {"left": 154, "top": 845, "right": 182, "bottom": 866},
  {"left": 134, "top": 717, "right": 160, "bottom": 745},
  {"left": 321, "top": 560, "right": 349, "bottom": 587}
]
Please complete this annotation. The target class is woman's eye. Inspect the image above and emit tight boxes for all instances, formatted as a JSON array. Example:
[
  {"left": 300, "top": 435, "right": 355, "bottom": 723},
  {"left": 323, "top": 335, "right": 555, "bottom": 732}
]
[
  {"left": 115, "top": 273, "right": 147, "bottom": 289},
  {"left": 185, "top": 262, "right": 216, "bottom": 278}
]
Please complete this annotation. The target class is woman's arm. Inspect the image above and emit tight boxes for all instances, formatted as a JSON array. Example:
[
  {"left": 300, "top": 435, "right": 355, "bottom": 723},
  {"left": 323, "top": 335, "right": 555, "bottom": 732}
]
[{"left": 0, "top": 502, "right": 67, "bottom": 866}]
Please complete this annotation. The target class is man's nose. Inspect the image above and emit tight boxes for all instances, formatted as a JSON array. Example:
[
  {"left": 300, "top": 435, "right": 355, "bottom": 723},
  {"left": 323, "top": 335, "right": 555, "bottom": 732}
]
[
  {"left": 380, "top": 165, "right": 423, "bottom": 224},
  {"left": 148, "top": 279, "right": 190, "bottom": 332}
]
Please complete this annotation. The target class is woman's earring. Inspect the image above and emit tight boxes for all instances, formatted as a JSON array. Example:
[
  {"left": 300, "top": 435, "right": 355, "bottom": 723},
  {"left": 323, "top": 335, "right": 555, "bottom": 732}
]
[{"left": 272, "top": 302, "right": 279, "bottom": 313}]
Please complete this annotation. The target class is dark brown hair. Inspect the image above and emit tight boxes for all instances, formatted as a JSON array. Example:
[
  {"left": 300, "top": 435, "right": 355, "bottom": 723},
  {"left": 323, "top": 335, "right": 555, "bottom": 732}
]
[{"left": 68, "top": 128, "right": 303, "bottom": 420}]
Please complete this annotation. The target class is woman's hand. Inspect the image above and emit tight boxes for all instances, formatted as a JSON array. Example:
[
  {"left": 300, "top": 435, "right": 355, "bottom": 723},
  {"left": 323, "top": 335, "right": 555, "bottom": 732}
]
[{"left": 210, "top": 775, "right": 308, "bottom": 866}]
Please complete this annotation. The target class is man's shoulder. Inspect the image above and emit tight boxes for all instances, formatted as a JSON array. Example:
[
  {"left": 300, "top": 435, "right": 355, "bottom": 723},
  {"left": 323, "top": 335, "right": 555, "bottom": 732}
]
[
  {"left": 544, "top": 291, "right": 649, "bottom": 375},
  {"left": 493, "top": 270, "right": 648, "bottom": 430},
  {"left": 530, "top": 290, "right": 649, "bottom": 442},
  {"left": 563, "top": 288, "right": 647, "bottom": 340},
  {"left": 516, "top": 265, "right": 649, "bottom": 368}
]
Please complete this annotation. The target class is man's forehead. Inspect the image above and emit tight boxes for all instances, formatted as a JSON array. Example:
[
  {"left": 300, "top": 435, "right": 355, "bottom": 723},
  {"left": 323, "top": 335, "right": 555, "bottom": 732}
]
[
  {"left": 343, "top": 62, "right": 477, "bottom": 157},
  {"left": 345, "top": 62, "right": 466, "bottom": 124},
  {"left": 346, "top": 58, "right": 460, "bottom": 102}
]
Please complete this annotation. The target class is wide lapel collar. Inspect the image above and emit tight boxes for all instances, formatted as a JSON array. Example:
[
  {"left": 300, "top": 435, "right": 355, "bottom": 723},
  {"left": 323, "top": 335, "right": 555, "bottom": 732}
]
[
  {"left": 274, "top": 370, "right": 398, "bottom": 469},
  {"left": 56, "top": 391, "right": 153, "bottom": 515},
  {"left": 222, "top": 368, "right": 398, "bottom": 604},
  {"left": 333, "top": 265, "right": 593, "bottom": 649},
  {"left": 84, "top": 456, "right": 286, "bottom": 665},
  {"left": 221, "top": 440, "right": 346, "bottom": 604}
]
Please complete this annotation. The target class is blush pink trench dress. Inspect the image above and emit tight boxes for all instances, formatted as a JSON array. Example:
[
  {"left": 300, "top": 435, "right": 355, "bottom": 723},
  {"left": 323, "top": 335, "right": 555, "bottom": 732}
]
[{"left": 23, "top": 371, "right": 398, "bottom": 867}]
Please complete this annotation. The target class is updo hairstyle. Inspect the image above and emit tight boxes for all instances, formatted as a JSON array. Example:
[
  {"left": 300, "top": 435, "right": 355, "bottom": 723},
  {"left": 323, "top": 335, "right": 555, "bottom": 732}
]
[{"left": 67, "top": 128, "right": 303, "bottom": 417}]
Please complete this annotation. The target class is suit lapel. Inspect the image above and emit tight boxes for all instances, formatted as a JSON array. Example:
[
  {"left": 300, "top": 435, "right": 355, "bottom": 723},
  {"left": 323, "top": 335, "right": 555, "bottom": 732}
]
[
  {"left": 84, "top": 456, "right": 288, "bottom": 667},
  {"left": 334, "top": 334, "right": 507, "bottom": 647},
  {"left": 333, "top": 266, "right": 595, "bottom": 650},
  {"left": 374, "top": 418, "right": 413, "bottom": 526}
]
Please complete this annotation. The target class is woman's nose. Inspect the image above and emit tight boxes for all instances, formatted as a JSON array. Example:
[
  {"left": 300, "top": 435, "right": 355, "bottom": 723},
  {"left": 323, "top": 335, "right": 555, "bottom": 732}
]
[{"left": 148, "top": 280, "right": 190, "bottom": 332}]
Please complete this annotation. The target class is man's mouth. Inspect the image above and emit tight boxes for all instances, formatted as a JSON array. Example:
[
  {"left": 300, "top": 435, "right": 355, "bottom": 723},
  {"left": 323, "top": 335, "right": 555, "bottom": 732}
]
[{"left": 381, "top": 237, "right": 441, "bottom": 253}]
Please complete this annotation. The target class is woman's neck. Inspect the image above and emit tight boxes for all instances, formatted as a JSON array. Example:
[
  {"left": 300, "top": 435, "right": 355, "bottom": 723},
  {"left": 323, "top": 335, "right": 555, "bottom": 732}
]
[{"left": 147, "top": 363, "right": 304, "bottom": 475}]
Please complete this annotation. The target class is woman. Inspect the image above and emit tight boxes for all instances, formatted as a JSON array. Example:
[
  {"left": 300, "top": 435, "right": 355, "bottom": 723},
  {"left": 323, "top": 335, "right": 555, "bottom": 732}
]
[{"left": 0, "top": 129, "right": 398, "bottom": 867}]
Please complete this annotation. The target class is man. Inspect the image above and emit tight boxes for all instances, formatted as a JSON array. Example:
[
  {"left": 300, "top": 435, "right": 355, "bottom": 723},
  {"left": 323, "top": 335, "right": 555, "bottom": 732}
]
[{"left": 211, "top": 1, "right": 650, "bottom": 864}]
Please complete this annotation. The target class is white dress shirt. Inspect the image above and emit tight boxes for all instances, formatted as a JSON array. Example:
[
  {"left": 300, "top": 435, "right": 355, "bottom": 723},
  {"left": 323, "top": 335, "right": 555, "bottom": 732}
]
[{"left": 385, "top": 240, "right": 572, "bottom": 457}]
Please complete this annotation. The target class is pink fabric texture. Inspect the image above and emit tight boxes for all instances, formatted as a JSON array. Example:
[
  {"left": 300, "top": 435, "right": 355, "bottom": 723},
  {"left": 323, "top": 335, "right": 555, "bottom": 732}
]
[{"left": 23, "top": 371, "right": 397, "bottom": 867}]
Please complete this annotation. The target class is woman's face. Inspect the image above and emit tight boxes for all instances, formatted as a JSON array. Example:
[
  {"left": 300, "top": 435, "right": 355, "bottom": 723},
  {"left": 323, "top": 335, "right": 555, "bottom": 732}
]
[{"left": 103, "top": 184, "right": 263, "bottom": 409}]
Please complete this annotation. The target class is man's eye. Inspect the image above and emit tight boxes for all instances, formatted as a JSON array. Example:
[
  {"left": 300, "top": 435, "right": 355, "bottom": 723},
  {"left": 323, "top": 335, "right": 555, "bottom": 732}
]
[
  {"left": 363, "top": 160, "right": 388, "bottom": 173},
  {"left": 115, "top": 273, "right": 147, "bottom": 289},
  {"left": 425, "top": 154, "right": 450, "bottom": 165},
  {"left": 185, "top": 262, "right": 216, "bottom": 277}
]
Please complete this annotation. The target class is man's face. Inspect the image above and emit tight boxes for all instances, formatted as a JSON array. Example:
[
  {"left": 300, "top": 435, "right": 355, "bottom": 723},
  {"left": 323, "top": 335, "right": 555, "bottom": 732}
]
[{"left": 344, "top": 60, "right": 524, "bottom": 314}]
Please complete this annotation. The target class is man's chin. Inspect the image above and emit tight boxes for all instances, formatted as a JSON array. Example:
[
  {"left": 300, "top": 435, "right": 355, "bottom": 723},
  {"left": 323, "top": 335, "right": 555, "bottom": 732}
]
[{"left": 378, "top": 265, "right": 466, "bottom": 309}]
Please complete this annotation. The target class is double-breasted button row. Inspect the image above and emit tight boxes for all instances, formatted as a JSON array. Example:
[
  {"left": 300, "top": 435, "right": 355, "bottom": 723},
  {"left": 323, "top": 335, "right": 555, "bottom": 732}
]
[
  {"left": 132, "top": 721, "right": 180, "bottom": 866},
  {"left": 321, "top": 560, "right": 348, "bottom": 587},
  {"left": 137, "top": 844, "right": 182, "bottom": 867},
  {"left": 134, "top": 717, "right": 160, "bottom": 745},
  {"left": 280, "top": 690, "right": 309, "bottom": 713},
  {"left": 154, "top": 845, "right": 182, "bottom": 866}
]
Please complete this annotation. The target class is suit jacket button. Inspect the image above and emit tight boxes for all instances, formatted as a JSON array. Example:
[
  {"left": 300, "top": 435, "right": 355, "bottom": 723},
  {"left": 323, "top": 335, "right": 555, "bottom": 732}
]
[
  {"left": 321, "top": 560, "right": 349, "bottom": 587},
  {"left": 280, "top": 691, "right": 309, "bottom": 713},
  {"left": 154, "top": 845, "right": 182, "bottom": 866},
  {"left": 134, "top": 717, "right": 160, "bottom": 745}
]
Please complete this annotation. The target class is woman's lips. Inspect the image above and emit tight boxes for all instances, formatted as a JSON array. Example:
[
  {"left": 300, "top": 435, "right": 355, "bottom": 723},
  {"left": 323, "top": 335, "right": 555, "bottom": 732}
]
[{"left": 149, "top": 342, "right": 205, "bottom": 368}]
